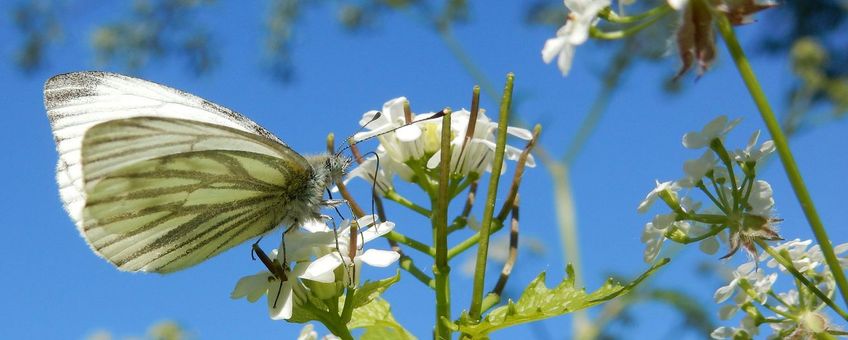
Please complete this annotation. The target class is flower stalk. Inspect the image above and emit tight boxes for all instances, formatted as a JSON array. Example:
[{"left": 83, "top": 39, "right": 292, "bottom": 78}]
[
  {"left": 756, "top": 239, "right": 848, "bottom": 321},
  {"left": 433, "top": 108, "right": 453, "bottom": 339},
  {"left": 715, "top": 11, "right": 848, "bottom": 308},
  {"left": 468, "top": 73, "right": 515, "bottom": 321}
]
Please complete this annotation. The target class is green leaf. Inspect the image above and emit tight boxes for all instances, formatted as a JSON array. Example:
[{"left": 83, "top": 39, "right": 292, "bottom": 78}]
[
  {"left": 456, "top": 259, "right": 670, "bottom": 338},
  {"left": 288, "top": 271, "right": 401, "bottom": 324},
  {"left": 349, "top": 298, "right": 416, "bottom": 340},
  {"left": 350, "top": 270, "right": 401, "bottom": 309},
  {"left": 287, "top": 289, "right": 331, "bottom": 324}
]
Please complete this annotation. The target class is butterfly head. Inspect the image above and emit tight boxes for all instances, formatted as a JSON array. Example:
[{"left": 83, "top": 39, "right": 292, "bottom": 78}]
[{"left": 306, "top": 153, "right": 352, "bottom": 189}]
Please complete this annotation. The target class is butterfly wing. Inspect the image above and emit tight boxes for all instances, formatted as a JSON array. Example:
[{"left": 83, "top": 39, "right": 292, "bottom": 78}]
[
  {"left": 44, "top": 71, "right": 284, "bottom": 229},
  {"left": 80, "top": 117, "right": 314, "bottom": 273}
]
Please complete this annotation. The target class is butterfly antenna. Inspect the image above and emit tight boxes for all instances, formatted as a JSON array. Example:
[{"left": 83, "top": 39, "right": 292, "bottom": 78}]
[
  {"left": 335, "top": 111, "right": 383, "bottom": 157},
  {"left": 362, "top": 150, "right": 381, "bottom": 229},
  {"left": 335, "top": 110, "right": 447, "bottom": 157},
  {"left": 250, "top": 236, "right": 264, "bottom": 260},
  {"left": 326, "top": 189, "right": 347, "bottom": 220}
]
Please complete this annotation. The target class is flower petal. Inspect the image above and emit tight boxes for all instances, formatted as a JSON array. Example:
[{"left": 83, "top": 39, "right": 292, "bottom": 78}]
[
  {"left": 396, "top": 125, "right": 422, "bottom": 142},
  {"left": 360, "top": 221, "right": 396, "bottom": 244},
  {"left": 268, "top": 280, "right": 294, "bottom": 320},
  {"left": 359, "top": 249, "right": 400, "bottom": 267},
  {"left": 507, "top": 126, "right": 533, "bottom": 140},
  {"left": 231, "top": 272, "right": 272, "bottom": 302},
  {"left": 542, "top": 35, "right": 569, "bottom": 64},
  {"left": 301, "top": 253, "right": 344, "bottom": 283}
]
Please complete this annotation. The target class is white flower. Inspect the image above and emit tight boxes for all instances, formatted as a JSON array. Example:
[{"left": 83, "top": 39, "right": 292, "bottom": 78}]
[
  {"left": 426, "top": 109, "right": 535, "bottom": 176},
  {"left": 231, "top": 249, "right": 307, "bottom": 320},
  {"left": 763, "top": 239, "right": 819, "bottom": 272},
  {"left": 542, "top": 0, "right": 611, "bottom": 76},
  {"left": 714, "top": 261, "right": 776, "bottom": 304},
  {"left": 641, "top": 221, "right": 666, "bottom": 263},
  {"left": 637, "top": 180, "right": 680, "bottom": 213},
  {"left": 679, "top": 150, "right": 716, "bottom": 187},
  {"left": 711, "top": 316, "right": 758, "bottom": 339},
  {"left": 642, "top": 214, "right": 690, "bottom": 262},
  {"left": 684, "top": 223, "right": 720, "bottom": 255},
  {"left": 348, "top": 100, "right": 535, "bottom": 185},
  {"left": 340, "top": 148, "right": 413, "bottom": 194},
  {"left": 353, "top": 97, "right": 427, "bottom": 163},
  {"left": 747, "top": 180, "right": 774, "bottom": 216},
  {"left": 734, "top": 130, "right": 775, "bottom": 163},
  {"left": 682, "top": 116, "right": 741, "bottom": 149},
  {"left": 300, "top": 216, "right": 400, "bottom": 287}
]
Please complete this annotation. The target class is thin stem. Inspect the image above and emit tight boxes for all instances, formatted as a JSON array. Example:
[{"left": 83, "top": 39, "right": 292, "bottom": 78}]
[
  {"left": 367, "top": 182, "right": 435, "bottom": 289},
  {"left": 589, "top": 6, "right": 672, "bottom": 40},
  {"left": 697, "top": 181, "right": 728, "bottom": 214},
  {"left": 757, "top": 239, "right": 848, "bottom": 321},
  {"left": 450, "top": 176, "right": 475, "bottom": 200},
  {"left": 758, "top": 302, "right": 795, "bottom": 319},
  {"left": 598, "top": 3, "right": 671, "bottom": 24},
  {"left": 667, "top": 224, "right": 725, "bottom": 244},
  {"left": 433, "top": 109, "right": 453, "bottom": 340},
  {"left": 711, "top": 140, "right": 740, "bottom": 211},
  {"left": 495, "top": 125, "right": 541, "bottom": 222},
  {"left": 399, "top": 255, "right": 436, "bottom": 289},
  {"left": 383, "top": 230, "right": 435, "bottom": 256},
  {"left": 448, "top": 181, "right": 478, "bottom": 234},
  {"left": 709, "top": 175, "right": 731, "bottom": 212},
  {"left": 384, "top": 190, "right": 432, "bottom": 217},
  {"left": 483, "top": 195, "right": 521, "bottom": 312},
  {"left": 716, "top": 13, "right": 848, "bottom": 308},
  {"left": 446, "top": 219, "right": 504, "bottom": 260},
  {"left": 767, "top": 291, "right": 793, "bottom": 311},
  {"left": 468, "top": 74, "right": 514, "bottom": 321}
]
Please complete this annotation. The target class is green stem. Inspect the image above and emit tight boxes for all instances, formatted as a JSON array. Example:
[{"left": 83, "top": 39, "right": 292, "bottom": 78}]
[
  {"left": 446, "top": 218, "right": 468, "bottom": 234},
  {"left": 697, "top": 181, "right": 727, "bottom": 214},
  {"left": 312, "top": 304, "right": 354, "bottom": 340},
  {"left": 684, "top": 213, "right": 728, "bottom": 225},
  {"left": 716, "top": 13, "right": 848, "bottom": 308},
  {"left": 384, "top": 230, "right": 435, "bottom": 256},
  {"left": 710, "top": 140, "right": 740, "bottom": 211},
  {"left": 468, "top": 74, "right": 514, "bottom": 321},
  {"left": 340, "top": 286, "right": 355, "bottom": 323},
  {"left": 589, "top": 6, "right": 672, "bottom": 40},
  {"left": 768, "top": 290, "right": 793, "bottom": 311},
  {"left": 446, "top": 219, "right": 504, "bottom": 260},
  {"left": 709, "top": 175, "right": 731, "bottom": 212},
  {"left": 384, "top": 190, "right": 432, "bottom": 217},
  {"left": 398, "top": 255, "right": 436, "bottom": 289},
  {"left": 598, "top": 4, "right": 671, "bottom": 24},
  {"left": 667, "top": 224, "right": 724, "bottom": 244},
  {"left": 757, "top": 239, "right": 848, "bottom": 321},
  {"left": 433, "top": 109, "right": 453, "bottom": 339},
  {"left": 758, "top": 302, "right": 796, "bottom": 319}
]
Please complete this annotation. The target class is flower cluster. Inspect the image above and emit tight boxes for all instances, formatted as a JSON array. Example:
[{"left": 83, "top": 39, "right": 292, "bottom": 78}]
[
  {"left": 346, "top": 97, "right": 535, "bottom": 193},
  {"left": 710, "top": 238, "right": 848, "bottom": 338},
  {"left": 231, "top": 216, "right": 399, "bottom": 320},
  {"left": 541, "top": 0, "right": 776, "bottom": 77},
  {"left": 637, "top": 115, "right": 778, "bottom": 263}
]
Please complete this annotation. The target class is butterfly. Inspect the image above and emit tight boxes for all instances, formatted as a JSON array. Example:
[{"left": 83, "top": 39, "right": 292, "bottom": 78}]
[{"left": 44, "top": 71, "right": 350, "bottom": 274}]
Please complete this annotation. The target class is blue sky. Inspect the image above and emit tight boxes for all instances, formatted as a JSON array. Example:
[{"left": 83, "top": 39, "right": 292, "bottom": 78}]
[{"left": 2, "top": 1, "right": 847, "bottom": 339}]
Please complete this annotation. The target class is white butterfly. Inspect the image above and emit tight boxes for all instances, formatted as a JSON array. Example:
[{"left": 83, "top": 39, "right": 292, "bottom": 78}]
[{"left": 44, "top": 71, "right": 350, "bottom": 273}]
